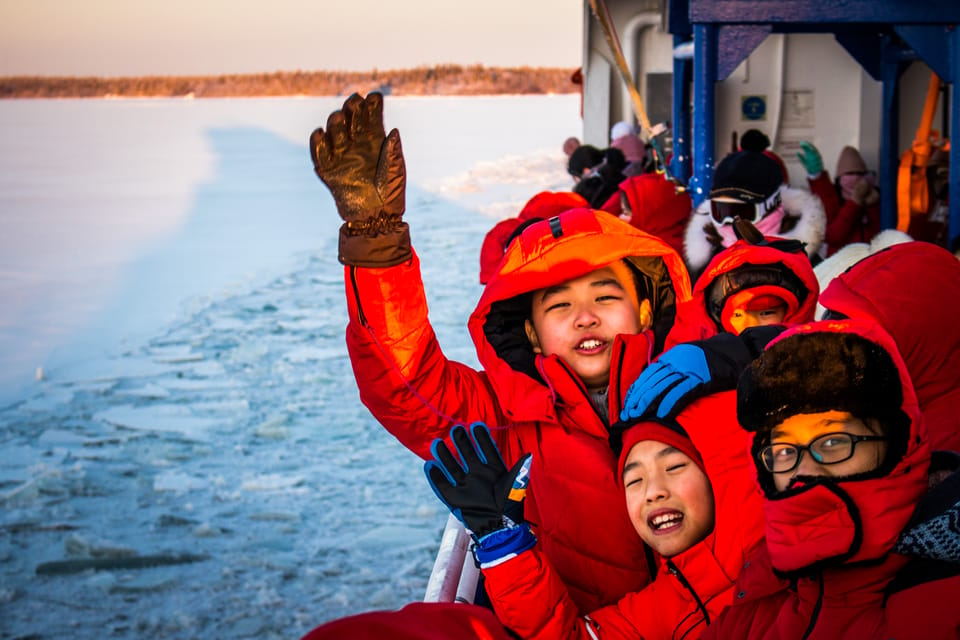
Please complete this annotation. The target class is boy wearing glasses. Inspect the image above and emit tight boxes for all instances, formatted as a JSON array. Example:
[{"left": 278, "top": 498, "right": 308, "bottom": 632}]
[
  {"left": 683, "top": 149, "right": 825, "bottom": 279},
  {"left": 701, "top": 319, "right": 960, "bottom": 639}
]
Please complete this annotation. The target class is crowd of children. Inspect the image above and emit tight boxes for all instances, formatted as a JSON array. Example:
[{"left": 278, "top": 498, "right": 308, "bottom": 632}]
[{"left": 303, "top": 93, "right": 959, "bottom": 639}]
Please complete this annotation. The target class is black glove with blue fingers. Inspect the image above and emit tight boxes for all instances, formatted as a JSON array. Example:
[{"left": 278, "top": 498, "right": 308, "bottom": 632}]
[
  {"left": 620, "top": 326, "right": 785, "bottom": 422},
  {"left": 425, "top": 423, "right": 535, "bottom": 568}
]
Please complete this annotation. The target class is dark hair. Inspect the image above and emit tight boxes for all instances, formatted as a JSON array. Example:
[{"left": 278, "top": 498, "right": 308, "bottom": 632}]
[
  {"left": 740, "top": 129, "right": 771, "bottom": 152},
  {"left": 568, "top": 145, "right": 605, "bottom": 177}
]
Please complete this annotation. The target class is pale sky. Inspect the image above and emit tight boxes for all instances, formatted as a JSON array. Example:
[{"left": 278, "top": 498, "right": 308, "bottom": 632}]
[{"left": 0, "top": 0, "right": 584, "bottom": 77}]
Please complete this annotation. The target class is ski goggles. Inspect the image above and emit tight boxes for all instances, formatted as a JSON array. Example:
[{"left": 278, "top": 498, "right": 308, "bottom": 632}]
[{"left": 710, "top": 189, "right": 782, "bottom": 224}]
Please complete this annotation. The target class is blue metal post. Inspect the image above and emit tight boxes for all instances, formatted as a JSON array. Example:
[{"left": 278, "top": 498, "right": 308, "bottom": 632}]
[
  {"left": 879, "top": 37, "right": 901, "bottom": 233},
  {"left": 950, "top": 28, "right": 960, "bottom": 250},
  {"left": 690, "top": 23, "right": 717, "bottom": 207},
  {"left": 671, "top": 35, "right": 691, "bottom": 184}
]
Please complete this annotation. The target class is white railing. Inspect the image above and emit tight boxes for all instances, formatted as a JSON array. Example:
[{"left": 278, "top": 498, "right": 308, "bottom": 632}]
[{"left": 423, "top": 514, "right": 480, "bottom": 604}]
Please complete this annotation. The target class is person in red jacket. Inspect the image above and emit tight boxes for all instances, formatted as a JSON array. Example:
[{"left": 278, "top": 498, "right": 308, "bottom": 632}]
[
  {"left": 818, "top": 241, "right": 960, "bottom": 453},
  {"left": 424, "top": 388, "right": 764, "bottom": 639},
  {"left": 798, "top": 142, "right": 881, "bottom": 256},
  {"left": 599, "top": 172, "right": 691, "bottom": 257},
  {"left": 702, "top": 319, "right": 960, "bottom": 639},
  {"left": 478, "top": 190, "right": 587, "bottom": 285},
  {"left": 683, "top": 150, "right": 825, "bottom": 280},
  {"left": 666, "top": 220, "right": 819, "bottom": 348},
  {"left": 309, "top": 92, "right": 693, "bottom": 612}
]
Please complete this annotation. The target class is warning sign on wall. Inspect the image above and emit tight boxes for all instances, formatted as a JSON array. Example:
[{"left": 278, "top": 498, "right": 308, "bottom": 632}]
[{"left": 782, "top": 90, "right": 815, "bottom": 128}]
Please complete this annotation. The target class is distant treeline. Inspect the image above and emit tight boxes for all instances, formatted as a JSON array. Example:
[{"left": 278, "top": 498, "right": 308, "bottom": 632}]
[{"left": 0, "top": 65, "right": 580, "bottom": 99}]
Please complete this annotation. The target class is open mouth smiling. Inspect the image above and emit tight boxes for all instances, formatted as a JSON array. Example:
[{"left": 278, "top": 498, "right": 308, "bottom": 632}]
[
  {"left": 575, "top": 337, "right": 607, "bottom": 353},
  {"left": 648, "top": 510, "right": 684, "bottom": 533}
]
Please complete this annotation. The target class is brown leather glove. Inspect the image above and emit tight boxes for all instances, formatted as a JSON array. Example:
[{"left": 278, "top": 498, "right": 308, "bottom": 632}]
[{"left": 309, "top": 92, "right": 411, "bottom": 267}]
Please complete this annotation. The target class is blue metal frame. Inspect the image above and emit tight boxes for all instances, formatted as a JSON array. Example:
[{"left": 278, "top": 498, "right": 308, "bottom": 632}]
[
  {"left": 668, "top": 0, "right": 960, "bottom": 249},
  {"left": 670, "top": 34, "right": 692, "bottom": 184}
]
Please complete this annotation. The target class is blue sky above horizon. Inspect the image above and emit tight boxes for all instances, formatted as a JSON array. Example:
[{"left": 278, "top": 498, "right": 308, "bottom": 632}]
[{"left": 0, "top": 0, "right": 583, "bottom": 76}]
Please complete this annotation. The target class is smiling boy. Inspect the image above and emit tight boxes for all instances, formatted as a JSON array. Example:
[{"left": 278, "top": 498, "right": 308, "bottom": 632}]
[
  {"left": 702, "top": 319, "right": 960, "bottom": 639},
  {"left": 310, "top": 92, "right": 693, "bottom": 610},
  {"left": 621, "top": 432, "right": 715, "bottom": 559},
  {"left": 424, "top": 388, "right": 764, "bottom": 639},
  {"left": 525, "top": 263, "right": 651, "bottom": 394}
]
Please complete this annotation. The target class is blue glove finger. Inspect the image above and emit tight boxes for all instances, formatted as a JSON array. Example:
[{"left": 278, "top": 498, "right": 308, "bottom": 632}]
[
  {"left": 625, "top": 344, "right": 710, "bottom": 419},
  {"left": 429, "top": 436, "right": 465, "bottom": 484},
  {"left": 450, "top": 423, "right": 483, "bottom": 474},
  {"left": 621, "top": 370, "right": 683, "bottom": 420},
  {"left": 656, "top": 377, "right": 702, "bottom": 419},
  {"left": 469, "top": 421, "right": 505, "bottom": 472},
  {"left": 662, "top": 344, "right": 711, "bottom": 377},
  {"left": 424, "top": 461, "right": 466, "bottom": 527},
  {"left": 632, "top": 362, "right": 678, "bottom": 393},
  {"left": 423, "top": 438, "right": 463, "bottom": 485},
  {"left": 622, "top": 363, "right": 679, "bottom": 409}
]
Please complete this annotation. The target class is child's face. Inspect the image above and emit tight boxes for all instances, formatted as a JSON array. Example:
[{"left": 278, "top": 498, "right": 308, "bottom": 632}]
[
  {"left": 524, "top": 265, "right": 650, "bottom": 392},
  {"left": 622, "top": 440, "right": 715, "bottom": 558},
  {"left": 766, "top": 410, "right": 888, "bottom": 492},
  {"left": 728, "top": 302, "right": 787, "bottom": 334}
]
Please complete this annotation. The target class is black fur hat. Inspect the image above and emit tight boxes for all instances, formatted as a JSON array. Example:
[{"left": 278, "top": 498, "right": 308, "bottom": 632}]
[{"left": 737, "top": 330, "right": 905, "bottom": 433}]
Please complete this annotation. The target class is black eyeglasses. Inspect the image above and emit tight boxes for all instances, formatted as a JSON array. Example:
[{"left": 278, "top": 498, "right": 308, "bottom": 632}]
[{"left": 759, "top": 432, "right": 888, "bottom": 474}]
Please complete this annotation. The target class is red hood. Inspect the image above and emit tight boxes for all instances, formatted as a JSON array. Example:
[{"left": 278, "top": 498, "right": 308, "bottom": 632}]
[
  {"left": 601, "top": 173, "right": 690, "bottom": 256},
  {"left": 748, "top": 319, "right": 929, "bottom": 575},
  {"left": 666, "top": 236, "right": 819, "bottom": 348},
  {"left": 619, "top": 393, "right": 765, "bottom": 604},
  {"left": 468, "top": 208, "right": 692, "bottom": 424},
  {"left": 478, "top": 191, "right": 588, "bottom": 285},
  {"left": 818, "top": 242, "right": 960, "bottom": 452}
]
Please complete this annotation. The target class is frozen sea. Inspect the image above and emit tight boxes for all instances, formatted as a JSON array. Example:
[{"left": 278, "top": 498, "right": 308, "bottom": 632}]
[{"left": 0, "top": 95, "right": 580, "bottom": 638}]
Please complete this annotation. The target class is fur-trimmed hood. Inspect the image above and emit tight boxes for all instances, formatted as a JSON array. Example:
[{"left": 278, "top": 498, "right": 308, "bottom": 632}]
[
  {"left": 684, "top": 186, "right": 826, "bottom": 277},
  {"left": 737, "top": 319, "right": 929, "bottom": 577},
  {"left": 666, "top": 233, "right": 819, "bottom": 347}
]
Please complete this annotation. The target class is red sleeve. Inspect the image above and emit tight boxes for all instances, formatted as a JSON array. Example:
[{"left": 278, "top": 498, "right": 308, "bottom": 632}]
[
  {"left": 301, "top": 602, "right": 512, "bottom": 640},
  {"left": 483, "top": 547, "right": 592, "bottom": 640},
  {"left": 823, "top": 199, "right": 866, "bottom": 248},
  {"left": 600, "top": 190, "right": 622, "bottom": 215},
  {"left": 807, "top": 172, "right": 840, "bottom": 220},
  {"left": 484, "top": 547, "right": 679, "bottom": 640},
  {"left": 345, "top": 252, "right": 505, "bottom": 459}
]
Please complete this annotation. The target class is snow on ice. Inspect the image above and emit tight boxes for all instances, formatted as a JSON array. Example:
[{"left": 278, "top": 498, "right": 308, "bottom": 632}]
[{"left": 0, "top": 95, "right": 579, "bottom": 638}]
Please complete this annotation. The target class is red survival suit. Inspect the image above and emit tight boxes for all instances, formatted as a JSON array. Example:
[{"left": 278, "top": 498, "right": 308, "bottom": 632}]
[
  {"left": 301, "top": 603, "right": 511, "bottom": 640},
  {"left": 702, "top": 320, "right": 960, "bottom": 639},
  {"left": 818, "top": 242, "right": 960, "bottom": 453},
  {"left": 345, "top": 208, "right": 692, "bottom": 611},
  {"left": 601, "top": 172, "right": 691, "bottom": 257},
  {"left": 481, "top": 391, "right": 764, "bottom": 639},
  {"left": 666, "top": 236, "right": 819, "bottom": 349},
  {"left": 808, "top": 172, "right": 880, "bottom": 256}
]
